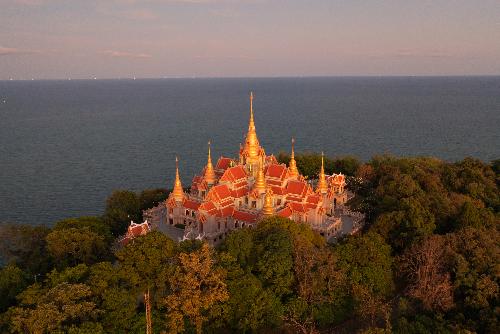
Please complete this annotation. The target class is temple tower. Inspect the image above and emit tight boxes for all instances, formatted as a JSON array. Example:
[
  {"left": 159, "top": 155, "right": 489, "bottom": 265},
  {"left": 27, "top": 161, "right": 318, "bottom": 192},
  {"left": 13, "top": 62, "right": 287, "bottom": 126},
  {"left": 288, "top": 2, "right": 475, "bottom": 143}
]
[
  {"left": 317, "top": 152, "right": 328, "bottom": 194},
  {"left": 240, "top": 92, "right": 265, "bottom": 173},
  {"left": 172, "top": 156, "right": 185, "bottom": 202},
  {"left": 288, "top": 138, "right": 299, "bottom": 178},
  {"left": 204, "top": 141, "right": 216, "bottom": 185},
  {"left": 262, "top": 188, "right": 275, "bottom": 216}
]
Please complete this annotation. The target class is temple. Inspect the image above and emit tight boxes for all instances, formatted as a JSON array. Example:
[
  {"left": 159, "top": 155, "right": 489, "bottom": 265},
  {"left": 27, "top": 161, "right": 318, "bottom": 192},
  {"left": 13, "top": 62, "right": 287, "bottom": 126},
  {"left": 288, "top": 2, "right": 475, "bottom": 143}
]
[{"left": 143, "top": 93, "right": 364, "bottom": 244}]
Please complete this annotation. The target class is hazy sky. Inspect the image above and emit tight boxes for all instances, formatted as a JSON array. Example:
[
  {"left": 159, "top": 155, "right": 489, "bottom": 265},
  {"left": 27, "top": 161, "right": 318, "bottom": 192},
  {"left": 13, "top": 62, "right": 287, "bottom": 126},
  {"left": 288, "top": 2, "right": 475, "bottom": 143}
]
[{"left": 1, "top": 0, "right": 500, "bottom": 79}]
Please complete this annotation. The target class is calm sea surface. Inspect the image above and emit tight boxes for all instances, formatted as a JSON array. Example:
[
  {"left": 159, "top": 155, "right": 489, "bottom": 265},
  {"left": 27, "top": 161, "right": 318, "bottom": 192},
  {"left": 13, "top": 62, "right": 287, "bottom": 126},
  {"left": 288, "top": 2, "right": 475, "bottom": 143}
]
[{"left": 1, "top": 77, "right": 499, "bottom": 226}]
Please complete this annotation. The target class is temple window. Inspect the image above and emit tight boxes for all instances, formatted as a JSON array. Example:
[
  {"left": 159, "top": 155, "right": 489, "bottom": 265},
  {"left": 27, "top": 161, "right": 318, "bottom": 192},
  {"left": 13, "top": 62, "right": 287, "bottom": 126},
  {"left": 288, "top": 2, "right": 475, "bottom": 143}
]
[
  {"left": 242, "top": 223, "right": 246, "bottom": 228},
  {"left": 252, "top": 201, "right": 256, "bottom": 208},
  {"left": 245, "top": 197, "right": 249, "bottom": 205},
  {"left": 192, "top": 211, "right": 195, "bottom": 217},
  {"left": 185, "top": 210, "right": 189, "bottom": 216},
  {"left": 169, "top": 218, "right": 173, "bottom": 225}
]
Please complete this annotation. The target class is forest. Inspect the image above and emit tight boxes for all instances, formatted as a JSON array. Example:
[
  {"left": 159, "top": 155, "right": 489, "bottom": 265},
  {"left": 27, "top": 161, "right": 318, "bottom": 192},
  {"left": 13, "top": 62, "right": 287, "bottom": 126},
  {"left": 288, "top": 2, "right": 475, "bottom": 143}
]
[{"left": 0, "top": 153, "right": 498, "bottom": 333}]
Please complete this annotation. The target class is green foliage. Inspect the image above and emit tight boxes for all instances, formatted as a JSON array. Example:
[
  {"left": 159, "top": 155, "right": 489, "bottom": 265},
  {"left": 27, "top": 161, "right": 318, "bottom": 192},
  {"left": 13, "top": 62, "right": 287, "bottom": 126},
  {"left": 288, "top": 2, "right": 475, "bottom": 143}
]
[
  {"left": 46, "top": 227, "right": 110, "bottom": 268},
  {"left": 54, "top": 216, "right": 113, "bottom": 243},
  {"left": 277, "top": 151, "right": 361, "bottom": 177},
  {"left": 0, "top": 223, "right": 52, "bottom": 275},
  {"left": 103, "top": 190, "right": 141, "bottom": 236},
  {"left": 9, "top": 282, "right": 100, "bottom": 334},
  {"left": 115, "top": 231, "right": 177, "bottom": 296},
  {"left": 336, "top": 232, "right": 394, "bottom": 297},
  {"left": 139, "top": 188, "right": 169, "bottom": 211},
  {"left": 0, "top": 265, "right": 28, "bottom": 312},
  {"left": 2, "top": 155, "right": 498, "bottom": 333}
]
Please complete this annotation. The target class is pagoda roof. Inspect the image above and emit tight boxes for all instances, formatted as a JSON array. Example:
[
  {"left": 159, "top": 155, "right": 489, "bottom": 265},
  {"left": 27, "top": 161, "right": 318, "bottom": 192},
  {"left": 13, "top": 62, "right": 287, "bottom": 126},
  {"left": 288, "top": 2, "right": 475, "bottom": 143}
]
[
  {"left": 216, "top": 157, "right": 233, "bottom": 170},
  {"left": 277, "top": 206, "right": 292, "bottom": 218},
  {"left": 285, "top": 180, "right": 310, "bottom": 197},
  {"left": 199, "top": 201, "right": 218, "bottom": 215},
  {"left": 219, "top": 165, "right": 247, "bottom": 183},
  {"left": 266, "top": 164, "right": 288, "bottom": 180},
  {"left": 183, "top": 198, "right": 201, "bottom": 210},
  {"left": 233, "top": 210, "right": 258, "bottom": 223}
]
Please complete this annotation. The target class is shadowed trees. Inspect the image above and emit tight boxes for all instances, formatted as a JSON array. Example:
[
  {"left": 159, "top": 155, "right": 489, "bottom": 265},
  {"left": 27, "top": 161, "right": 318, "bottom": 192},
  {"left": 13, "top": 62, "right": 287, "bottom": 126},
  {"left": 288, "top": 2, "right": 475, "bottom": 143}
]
[{"left": 0, "top": 155, "right": 498, "bottom": 333}]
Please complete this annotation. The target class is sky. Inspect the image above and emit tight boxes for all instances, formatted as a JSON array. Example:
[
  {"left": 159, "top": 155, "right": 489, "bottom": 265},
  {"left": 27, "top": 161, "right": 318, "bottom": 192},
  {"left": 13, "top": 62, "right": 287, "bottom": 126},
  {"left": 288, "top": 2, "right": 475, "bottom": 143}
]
[{"left": 1, "top": 0, "right": 500, "bottom": 79}]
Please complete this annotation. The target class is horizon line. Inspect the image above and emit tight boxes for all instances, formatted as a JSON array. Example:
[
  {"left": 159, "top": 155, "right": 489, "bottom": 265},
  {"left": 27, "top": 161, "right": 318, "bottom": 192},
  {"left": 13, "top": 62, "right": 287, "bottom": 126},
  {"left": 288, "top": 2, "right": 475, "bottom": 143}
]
[{"left": 2, "top": 74, "right": 500, "bottom": 81}]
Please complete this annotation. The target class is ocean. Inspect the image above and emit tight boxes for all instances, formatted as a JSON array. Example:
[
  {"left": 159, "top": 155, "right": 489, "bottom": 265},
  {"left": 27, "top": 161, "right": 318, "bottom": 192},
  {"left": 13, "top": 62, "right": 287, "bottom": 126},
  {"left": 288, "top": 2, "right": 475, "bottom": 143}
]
[{"left": 1, "top": 77, "right": 499, "bottom": 226}]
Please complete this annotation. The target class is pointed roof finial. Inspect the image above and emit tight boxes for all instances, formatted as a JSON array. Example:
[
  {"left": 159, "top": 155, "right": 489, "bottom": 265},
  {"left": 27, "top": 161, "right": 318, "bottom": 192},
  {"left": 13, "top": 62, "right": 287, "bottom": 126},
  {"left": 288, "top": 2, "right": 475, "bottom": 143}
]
[
  {"left": 205, "top": 140, "right": 216, "bottom": 185},
  {"left": 172, "top": 156, "right": 184, "bottom": 202},
  {"left": 288, "top": 137, "right": 299, "bottom": 178},
  {"left": 254, "top": 160, "right": 266, "bottom": 192},
  {"left": 250, "top": 91, "right": 254, "bottom": 116},
  {"left": 317, "top": 151, "right": 328, "bottom": 194},
  {"left": 262, "top": 187, "right": 275, "bottom": 216}
]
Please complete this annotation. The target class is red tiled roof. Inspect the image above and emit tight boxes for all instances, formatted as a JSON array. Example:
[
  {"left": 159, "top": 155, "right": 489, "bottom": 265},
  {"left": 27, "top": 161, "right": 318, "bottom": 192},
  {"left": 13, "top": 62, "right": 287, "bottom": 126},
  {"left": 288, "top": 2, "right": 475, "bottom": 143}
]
[
  {"left": 328, "top": 174, "right": 345, "bottom": 184},
  {"left": 305, "top": 194, "right": 321, "bottom": 205},
  {"left": 267, "top": 179, "right": 282, "bottom": 187},
  {"left": 183, "top": 199, "right": 201, "bottom": 210},
  {"left": 199, "top": 201, "right": 218, "bottom": 215},
  {"left": 219, "top": 165, "right": 247, "bottom": 183},
  {"left": 266, "top": 164, "right": 287, "bottom": 179},
  {"left": 270, "top": 186, "right": 286, "bottom": 195},
  {"left": 220, "top": 206, "right": 234, "bottom": 217},
  {"left": 233, "top": 210, "right": 258, "bottom": 223},
  {"left": 289, "top": 202, "right": 308, "bottom": 213},
  {"left": 286, "top": 180, "right": 309, "bottom": 196},
  {"left": 216, "top": 157, "right": 233, "bottom": 170},
  {"left": 232, "top": 187, "right": 249, "bottom": 198},
  {"left": 277, "top": 207, "right": 292, "bottom": 218},
  {"left": 266, "top": 155, "right": 278, "bottom": 165},
  {"left": 208, "top": 184, "right": 232, "bottom": 202}
]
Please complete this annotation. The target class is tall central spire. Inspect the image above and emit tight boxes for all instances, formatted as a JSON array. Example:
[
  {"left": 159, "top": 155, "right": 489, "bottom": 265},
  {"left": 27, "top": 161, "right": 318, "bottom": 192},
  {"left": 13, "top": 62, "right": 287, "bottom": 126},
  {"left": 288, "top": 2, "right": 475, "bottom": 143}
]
[
  {"left": 244, "top": 91, "right": 261, "bottom": 160},
  {"left": 204, "top": 141, "right": 216, "bottom": 185}
]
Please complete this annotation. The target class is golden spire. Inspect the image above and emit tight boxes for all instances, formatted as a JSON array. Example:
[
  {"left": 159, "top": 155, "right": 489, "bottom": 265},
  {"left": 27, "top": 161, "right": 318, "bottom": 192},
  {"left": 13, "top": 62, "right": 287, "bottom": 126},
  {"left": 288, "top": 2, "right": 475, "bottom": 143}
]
[
  {"left": 288, "top": 137, "right": 299, "bottom": 178},
  {"left": 254, "top": 161, "right": 266, "bottom": 192},
  {"left": 317, "top": 152, "right": 328, "bottom": 194},
  {"left": 244, "top": 92, "right": 261, "bottom": 160},
  {"left": 204, "top": 141, "right": 216, "bottom": 185},
  {"left": 172, "top": 156, "right": 184, "bottom": 202},
  {"left": 262, "top": 187, "right": 275, "bottom": 216}
]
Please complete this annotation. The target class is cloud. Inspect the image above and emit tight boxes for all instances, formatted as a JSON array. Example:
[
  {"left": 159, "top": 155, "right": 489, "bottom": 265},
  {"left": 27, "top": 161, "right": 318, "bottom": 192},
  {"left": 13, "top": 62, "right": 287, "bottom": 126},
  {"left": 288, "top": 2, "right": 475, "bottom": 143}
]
[
  {"left": 100, "top": 50, "right": 152, "bottom": 58},
  {"left": 0, "top": 46, "right": 41, "bottom": 56},
  {"left": 119, "top": 8, "right": 158, "bottom": 20},
  {"left": 366, "top": 49, "right": 462, "bottom": 59}
]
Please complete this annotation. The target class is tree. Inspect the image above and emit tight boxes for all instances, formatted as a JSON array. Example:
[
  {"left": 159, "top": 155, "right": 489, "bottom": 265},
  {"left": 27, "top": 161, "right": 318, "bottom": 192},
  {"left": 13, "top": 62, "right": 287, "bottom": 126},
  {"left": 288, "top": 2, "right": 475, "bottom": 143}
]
[
  {"left": 87, "top": 262, "right": 139, "bottom": 333},
  {"left": 53, "top": 216, "right": 113, "bottom": 244},
  {"left": 0, "top": 223, "right": 51, "bottom": 275},
  {"left": 139, "top": 188, "right": 169, "bottom": 211},
  {"left": 0, "top": 265, "right": 28, "bottom": 312},
  {"left": 46, "top": 227, "right": 109, "bottom": 268},
  {"left": 164, "top": 243, "right": 228, "bottom": 334},
  {"left": 399, "top": 235, "right": 454, "bottom": 312},
  {"left": 336, "top": 232, "right": 394, "bottom": 298},
  {"left": 115, "top": 231, "right": 177, "bottom": 298},
  {"left": 103, "top": 190, "right": 141, "bottom": 236},
  {"left": 285, "top": 236, "right": 346, "bottom": 333},
  {"left": 9, "top": 282, "right": 100, "bottom": 334}
]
